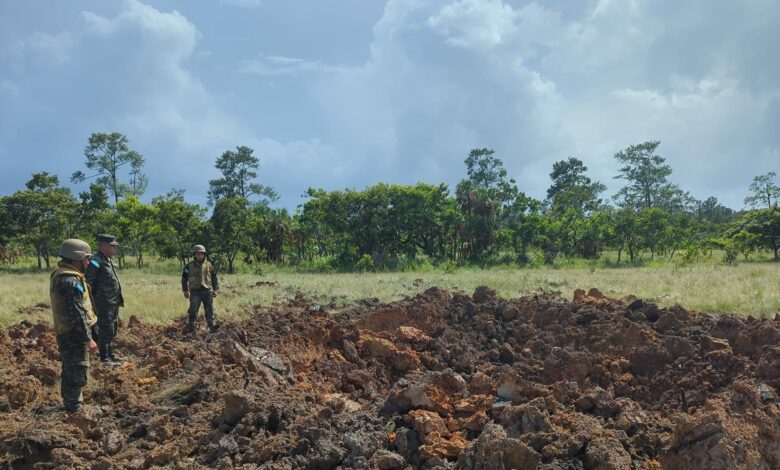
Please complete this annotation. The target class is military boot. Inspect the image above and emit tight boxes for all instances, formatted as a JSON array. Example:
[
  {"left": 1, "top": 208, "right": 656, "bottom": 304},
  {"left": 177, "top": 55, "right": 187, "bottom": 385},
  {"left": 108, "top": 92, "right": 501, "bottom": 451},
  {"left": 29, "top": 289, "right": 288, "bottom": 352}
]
[
  {"left": 100, "top": 344, "right": 118, "bottom": 366},
  {"left": 108, "top": 344, "right": 126, "bottom": 363},
  {"left": 209, "top": 323, "right": 220, "bottom": 333}
]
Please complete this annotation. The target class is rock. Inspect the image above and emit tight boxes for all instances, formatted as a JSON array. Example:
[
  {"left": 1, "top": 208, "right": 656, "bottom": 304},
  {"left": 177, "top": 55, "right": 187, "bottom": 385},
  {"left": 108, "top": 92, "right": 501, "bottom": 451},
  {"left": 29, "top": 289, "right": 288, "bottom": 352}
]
[
  {"left": 497, "top": 403, "right": 553, "bottom": 435},
  {"left": 626, "top": 297, "right": 644, "bottom": 310},
  {"left": 51, "top": 447, "right": 81, "bottom": 467},
  {"left": 342, "top": 431, "right": 384, "bottom": 459},
  {"left": 473, "top": 286, "right": 497, "bottom": 304},
  {"left": 397, "top": 326, "right": 433, "bottom": 346},
  {"left": 670, "top": 413, "right": 724, "bottom": 449},
  {"left": 127, "top": 315, "right": 141, "bottom": 328},
  {"left": 431, "top": 370, "right": 468, "bottom": 395},
  {"left": 407, "top": 410, "right": 448, "bottom": 443},
  {"left": 496, "top": 373, "right": 548, "bottom": 402},
  {"left": 219, "top": 435, "right": 239, "bottom": 457},
  {"left": 222, "top": 341, "right": 288, "bottom": 382},
  {"left": 419, "top": 433, "right": 469, "bottom": 461},
  {"left": 758, "top": 383, "right": 777, "bottom": 402},
  {"left": 27, "top": 361, "right": 58, "bottom": 386},
  {"left": 65, "top": 405, "right": 104, "bottom": 440},
  {"left": 144, "top": 442, "right": 181, "bottom": 467},
  {"left": 371, "top": 450, "right": 406, "bottom": 470},
  {"left": 7, "top": 376, "right": 41, "bottom": 408},
  {"left": 360, "top": 335, "right": 421, "bottom": 372},
  {"left": 499, "top": 305, "right": 519, "bottom": 321},
  {"left": 700, "top": 335, "right": 731, "bottom": 353},
  {"left": 463, "top": 411, "right": 488, "bottom": 432},
  {"left": 455, "top": 424, "right": 540, "bottom": 469},
  {"left": 587, "top": 288, "right": 606, "bottom": 299},
  {"left": 342, "top": 339, "right": 361, "bottom": 363},
  {"left": 661, "top": 413, "right": 752, "bottom": 469},
  {"left": 394, "top": 427, "right": 421, "bottom": 461},
  {"left": 584, "top": 437, "right": 632, "bottom": 470},
  {"left": 468, "top": 372, "right": 494, "bottom": 395},
  {"left": 344, "top": 369, "right": 373, "bottom": 388},
  {"left": 220, "top": 390, "right": 254, "bottom": 427},
  {"left": 100, "top": 430, "right": 124, "bottom": 455},
  {"left": 655, "top": 309, "right": 689, "bottom": 332}
]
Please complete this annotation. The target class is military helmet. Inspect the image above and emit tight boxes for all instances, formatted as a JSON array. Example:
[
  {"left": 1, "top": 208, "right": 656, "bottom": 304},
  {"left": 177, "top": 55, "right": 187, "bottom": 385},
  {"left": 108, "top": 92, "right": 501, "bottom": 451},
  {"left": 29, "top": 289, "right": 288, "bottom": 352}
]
[
  {"left": 192, "top": 244, "right": 207, "bottom": 254},
  {"left": 58, "top": 239, "right": 93, "bottom": 260}
]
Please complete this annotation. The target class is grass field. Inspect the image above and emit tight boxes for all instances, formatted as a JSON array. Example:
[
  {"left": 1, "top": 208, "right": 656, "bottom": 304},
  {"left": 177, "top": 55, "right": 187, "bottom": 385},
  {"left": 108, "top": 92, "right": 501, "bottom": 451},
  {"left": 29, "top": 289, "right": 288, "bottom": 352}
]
[{"left": 1, "top": 257, "right": 778, "bottom": 326}]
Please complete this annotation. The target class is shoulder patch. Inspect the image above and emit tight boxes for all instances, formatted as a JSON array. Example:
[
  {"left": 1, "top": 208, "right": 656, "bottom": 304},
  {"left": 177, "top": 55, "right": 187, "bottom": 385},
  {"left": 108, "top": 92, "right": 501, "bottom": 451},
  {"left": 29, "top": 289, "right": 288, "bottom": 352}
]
[
  {"left": 183, "top": 266, "right": 189, "bottom": 274},
  {"left": 74, "top": 282, "right": 85, "bottom": 294},
  {"left": 90, "top": 259, "right": 100, "bottom": 268}
]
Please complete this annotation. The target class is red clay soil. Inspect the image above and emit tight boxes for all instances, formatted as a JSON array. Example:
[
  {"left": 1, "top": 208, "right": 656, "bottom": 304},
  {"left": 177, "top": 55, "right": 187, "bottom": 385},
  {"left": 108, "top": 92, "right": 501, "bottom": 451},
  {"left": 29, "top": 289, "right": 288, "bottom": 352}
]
[{"left": 0, "top": 287, "right": 778, "bottom": 469}]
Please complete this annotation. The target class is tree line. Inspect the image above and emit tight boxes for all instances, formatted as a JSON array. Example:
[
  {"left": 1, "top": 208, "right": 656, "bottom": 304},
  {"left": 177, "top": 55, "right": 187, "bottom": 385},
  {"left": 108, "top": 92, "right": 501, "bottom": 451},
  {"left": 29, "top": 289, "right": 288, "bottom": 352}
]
[{"left": 1, "top": 132, "right": 778, "bottom": 272}]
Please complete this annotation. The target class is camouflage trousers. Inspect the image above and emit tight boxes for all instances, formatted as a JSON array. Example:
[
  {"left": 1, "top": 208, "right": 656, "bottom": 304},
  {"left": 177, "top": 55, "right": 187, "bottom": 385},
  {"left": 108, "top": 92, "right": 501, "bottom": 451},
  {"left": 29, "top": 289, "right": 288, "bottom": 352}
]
[
  {"left": 187, "top": 289, "right": 216, "bottom": 327},
  {"left": 56, "top": 331, "right": 90, "bottom": 411},
  {"left": 96, "top": 304, "right": 120, "bottom": 349}
]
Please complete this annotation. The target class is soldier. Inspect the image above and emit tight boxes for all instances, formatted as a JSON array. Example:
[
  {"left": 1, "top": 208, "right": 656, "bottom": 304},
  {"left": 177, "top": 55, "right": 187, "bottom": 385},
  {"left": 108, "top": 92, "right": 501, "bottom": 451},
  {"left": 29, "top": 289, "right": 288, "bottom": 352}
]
[
  {"left": 85, "top": 234, "right": 125, "bottom": 365},
  {"left": 182, "top": 244, "right": 220, "bottom": 333},
  {"left": 50, "top": 239, "right": 99, "bottom": 412}
]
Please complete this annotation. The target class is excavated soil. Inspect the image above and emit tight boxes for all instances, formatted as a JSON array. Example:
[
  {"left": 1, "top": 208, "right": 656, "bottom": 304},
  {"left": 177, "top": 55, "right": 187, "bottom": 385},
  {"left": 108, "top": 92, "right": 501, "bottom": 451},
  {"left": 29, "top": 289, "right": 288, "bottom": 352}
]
[{"left": 1, "top": 287, "right": 779, "bottom": 469}]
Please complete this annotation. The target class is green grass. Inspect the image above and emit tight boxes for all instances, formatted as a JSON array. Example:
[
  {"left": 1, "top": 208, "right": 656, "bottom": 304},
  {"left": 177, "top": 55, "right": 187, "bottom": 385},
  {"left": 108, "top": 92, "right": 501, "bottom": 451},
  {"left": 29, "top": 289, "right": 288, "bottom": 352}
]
[{"left": 1, "top": 258, "right": 778, "bottom": 326}]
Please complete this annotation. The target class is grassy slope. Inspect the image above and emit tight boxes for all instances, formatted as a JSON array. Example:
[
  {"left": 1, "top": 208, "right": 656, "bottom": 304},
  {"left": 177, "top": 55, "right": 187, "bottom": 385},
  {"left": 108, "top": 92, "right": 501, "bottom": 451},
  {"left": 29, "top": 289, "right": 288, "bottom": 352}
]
[{"left": 1, "top": 258, "right": 778, "bottom": 326}]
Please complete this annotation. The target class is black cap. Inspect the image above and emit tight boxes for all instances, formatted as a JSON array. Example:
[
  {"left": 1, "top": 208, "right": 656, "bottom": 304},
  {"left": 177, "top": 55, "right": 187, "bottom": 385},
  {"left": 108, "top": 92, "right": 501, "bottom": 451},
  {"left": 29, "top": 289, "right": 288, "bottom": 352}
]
[{"left": 97, "top": 234, "right": 120, "bottom": 246}]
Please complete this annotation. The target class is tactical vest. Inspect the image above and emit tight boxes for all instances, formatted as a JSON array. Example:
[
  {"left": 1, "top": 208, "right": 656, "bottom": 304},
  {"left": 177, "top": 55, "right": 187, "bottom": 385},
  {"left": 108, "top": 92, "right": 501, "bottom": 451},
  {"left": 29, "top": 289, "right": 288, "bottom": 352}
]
[
  {"left": 50, "top": 263, "right": 98, "bottom": 335},
  {"left": 187, "top": 260, "right": 214, "bottom": 291}
]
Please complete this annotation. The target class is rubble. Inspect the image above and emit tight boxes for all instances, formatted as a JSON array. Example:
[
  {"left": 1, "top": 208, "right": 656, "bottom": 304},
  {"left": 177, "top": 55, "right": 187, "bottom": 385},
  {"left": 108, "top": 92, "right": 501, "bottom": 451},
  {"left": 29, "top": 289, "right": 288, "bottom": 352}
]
[{"left": 0, "top": 287, "right": 778, "bottom": 468}]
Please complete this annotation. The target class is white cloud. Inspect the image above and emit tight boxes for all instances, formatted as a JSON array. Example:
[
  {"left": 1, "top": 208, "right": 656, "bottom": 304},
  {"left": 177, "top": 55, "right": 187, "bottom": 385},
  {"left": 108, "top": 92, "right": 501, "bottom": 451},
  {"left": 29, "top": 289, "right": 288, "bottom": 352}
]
[
  {"left": 2, "top": 0, "right": 779, "bottom": 209},
  {"left": 12, "top": 31, "right": 76, "bottom": 64},
  {"left": 238, "top": 54, "right": 336, "bottom": 76},
  {"left": 428, "top": 0, "right": 518, "bottom": 50}
]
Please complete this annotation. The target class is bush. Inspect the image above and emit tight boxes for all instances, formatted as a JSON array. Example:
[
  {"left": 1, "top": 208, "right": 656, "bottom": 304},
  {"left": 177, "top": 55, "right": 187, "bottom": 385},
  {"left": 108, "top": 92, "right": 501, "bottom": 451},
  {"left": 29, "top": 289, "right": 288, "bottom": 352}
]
[{"left": 355, "top": 254, "right": 374, "bottom": 272}]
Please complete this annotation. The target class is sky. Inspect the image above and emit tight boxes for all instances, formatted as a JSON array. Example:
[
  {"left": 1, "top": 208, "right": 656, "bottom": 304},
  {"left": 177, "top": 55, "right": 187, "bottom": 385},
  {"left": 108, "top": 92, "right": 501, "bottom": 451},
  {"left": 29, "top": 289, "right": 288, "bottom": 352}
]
[{"left": 1, "top": 0, "right": 778, "bottom": 210}]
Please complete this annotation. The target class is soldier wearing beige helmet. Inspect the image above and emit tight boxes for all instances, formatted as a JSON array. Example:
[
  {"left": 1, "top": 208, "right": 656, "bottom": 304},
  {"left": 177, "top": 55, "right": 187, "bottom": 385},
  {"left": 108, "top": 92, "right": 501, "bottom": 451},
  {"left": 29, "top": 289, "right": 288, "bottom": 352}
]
[
  {"left": 49, "top": 239, "right": 99, "bottom": 412},
  {"left": 182, "top": 244, "right": 220, "bottom": 333}
]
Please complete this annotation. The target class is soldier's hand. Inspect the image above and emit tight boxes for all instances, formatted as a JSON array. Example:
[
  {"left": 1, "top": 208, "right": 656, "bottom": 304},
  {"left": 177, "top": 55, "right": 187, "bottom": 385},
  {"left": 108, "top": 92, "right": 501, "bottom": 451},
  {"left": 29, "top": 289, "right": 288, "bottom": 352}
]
[
  {"left": 212, "top": 290, "right": 218, "bottom": 298},
  {"left": 87, "top": 340, "right": 98, "bottom": 353},
  {"left": 183, "top": 291, "right": 190, "bottom": 299}
]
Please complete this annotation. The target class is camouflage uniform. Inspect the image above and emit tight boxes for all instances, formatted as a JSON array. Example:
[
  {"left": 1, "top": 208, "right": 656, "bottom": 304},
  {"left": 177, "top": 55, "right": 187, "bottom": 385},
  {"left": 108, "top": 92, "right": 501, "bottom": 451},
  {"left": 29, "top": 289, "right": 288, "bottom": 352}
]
[
  {"left": 85, "top": 235, "right": 124, "bottom": 363},
  {"left": 182, "top": 255, "right": 219, "bottom": 331},
  {"left": 51, "top": 260, "right": 98, "bottom": 412}
]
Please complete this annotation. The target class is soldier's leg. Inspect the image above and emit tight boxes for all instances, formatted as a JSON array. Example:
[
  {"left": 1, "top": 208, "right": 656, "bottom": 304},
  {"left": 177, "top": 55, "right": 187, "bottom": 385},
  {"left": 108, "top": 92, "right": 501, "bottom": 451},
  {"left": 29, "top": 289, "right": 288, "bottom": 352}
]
[
  {"left": 57, "top": 334, "right": 89, "bottom": 411},
  {"left": 97, "top": 308, "right": 115, "bottom": 362},
  {"left": 107, "top": 306, "right": 124, "bottom": 361},
  {"left": 203, "top": 290, "right": 217, "bottom": 329},
  {"left": 187, "top": 292, "right": 203, "bottom": 331}
]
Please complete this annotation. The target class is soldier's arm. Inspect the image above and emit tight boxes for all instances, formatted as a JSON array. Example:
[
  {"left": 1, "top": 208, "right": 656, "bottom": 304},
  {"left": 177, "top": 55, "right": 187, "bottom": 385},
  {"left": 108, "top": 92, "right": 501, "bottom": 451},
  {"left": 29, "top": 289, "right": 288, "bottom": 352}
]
[
  {"left": 210, "top": 264, "right": 219, "bottom": 291},
  {"left": 56, "top": 277, "right": 93, "bottom": 343},
  {"left": 84, "top": 257, "right": 100, "bottom": 288},
  {"left": 181, "top": 264, "right": 190, "bottom": 292}
]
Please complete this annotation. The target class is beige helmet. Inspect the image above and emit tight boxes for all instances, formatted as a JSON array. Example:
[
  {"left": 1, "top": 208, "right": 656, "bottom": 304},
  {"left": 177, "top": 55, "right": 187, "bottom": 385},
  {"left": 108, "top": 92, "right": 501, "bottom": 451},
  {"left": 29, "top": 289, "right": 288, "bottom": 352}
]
[
  {"left": 192, "top": 244, "right": 207, "bottom": 254},
  {"left": 58, "top": 239, "right": 93, "bottom": 260}
]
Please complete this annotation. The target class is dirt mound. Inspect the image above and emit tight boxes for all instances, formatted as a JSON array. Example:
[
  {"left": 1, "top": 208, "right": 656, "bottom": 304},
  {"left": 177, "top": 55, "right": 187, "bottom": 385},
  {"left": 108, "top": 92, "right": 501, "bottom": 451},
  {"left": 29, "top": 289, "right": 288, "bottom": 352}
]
[{"left": 1, "top": 288, "right": 778, "bottom": 469}]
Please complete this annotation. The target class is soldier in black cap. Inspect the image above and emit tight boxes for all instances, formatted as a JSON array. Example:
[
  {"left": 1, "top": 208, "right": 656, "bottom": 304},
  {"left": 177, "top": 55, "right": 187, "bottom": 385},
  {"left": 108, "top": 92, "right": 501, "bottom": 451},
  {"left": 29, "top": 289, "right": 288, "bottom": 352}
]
[{"left": 85, "top": 234, "right": 125, "bottom": 365}]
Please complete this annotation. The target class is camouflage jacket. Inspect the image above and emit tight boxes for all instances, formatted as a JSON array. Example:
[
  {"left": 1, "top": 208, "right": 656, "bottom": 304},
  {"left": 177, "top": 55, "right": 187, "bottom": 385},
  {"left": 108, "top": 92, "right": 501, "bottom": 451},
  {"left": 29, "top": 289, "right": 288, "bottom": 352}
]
[
  {"left": 85, "top": 251, "right": 124, "bottom": 308},
  {"left": 182, "top": 259, "right": 219, "bottom": 292},
  {"left": 50, "top": 264, "right": 96, "bottom": 342}
]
